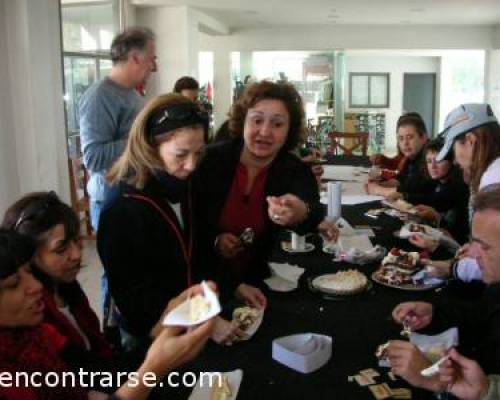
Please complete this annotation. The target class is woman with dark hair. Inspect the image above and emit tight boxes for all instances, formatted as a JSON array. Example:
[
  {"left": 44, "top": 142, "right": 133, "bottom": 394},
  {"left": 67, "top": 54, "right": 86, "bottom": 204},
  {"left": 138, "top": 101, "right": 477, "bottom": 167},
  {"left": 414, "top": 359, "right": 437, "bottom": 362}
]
[
  {"left": 429, "top": 103, "right": 500, "bottom": 281},
  {"left": 2, "top": 191, "right": 113, "bottom": 362},
  {"left": 194, "top": 80, "right": 327, "bottom": 303},
  {"left": 403, "top": 139, "right": 470, "bottom": 245},
  {"left": 0, "top": 228, "right": 214, "bottom": 400},
  {"left": 98, "top": 93, "right": 240, "bottom": 348},
  {"left": 366, "top": 112, "right": 435, "bottom": 200}
]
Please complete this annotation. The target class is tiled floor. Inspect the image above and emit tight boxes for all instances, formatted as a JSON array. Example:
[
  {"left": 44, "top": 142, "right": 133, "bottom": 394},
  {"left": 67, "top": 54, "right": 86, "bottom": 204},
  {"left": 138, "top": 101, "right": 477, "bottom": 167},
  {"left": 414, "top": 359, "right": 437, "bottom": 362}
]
[{"left": 78, "top": 239, "right": 103, "bottom": 322}]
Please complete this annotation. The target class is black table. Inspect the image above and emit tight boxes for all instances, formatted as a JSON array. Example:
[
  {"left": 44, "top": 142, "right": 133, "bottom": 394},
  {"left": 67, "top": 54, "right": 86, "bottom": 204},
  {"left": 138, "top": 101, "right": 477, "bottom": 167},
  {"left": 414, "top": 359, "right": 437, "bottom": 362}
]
[{"left": 186, "top": 201, "right": 444, "bottom": 400}]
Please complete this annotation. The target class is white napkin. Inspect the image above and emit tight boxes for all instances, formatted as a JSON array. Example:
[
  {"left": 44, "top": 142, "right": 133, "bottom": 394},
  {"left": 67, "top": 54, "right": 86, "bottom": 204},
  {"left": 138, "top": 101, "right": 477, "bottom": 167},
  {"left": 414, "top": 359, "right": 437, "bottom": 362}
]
[{"left": 265, "top": 262, "right": 305, "bottom": 292}]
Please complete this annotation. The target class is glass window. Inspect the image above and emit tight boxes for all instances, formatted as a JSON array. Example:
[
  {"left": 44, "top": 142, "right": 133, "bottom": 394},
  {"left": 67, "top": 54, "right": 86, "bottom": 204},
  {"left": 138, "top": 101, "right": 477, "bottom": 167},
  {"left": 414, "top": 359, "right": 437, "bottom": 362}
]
[
  {"left": 62, "top": 1, "right": 117, "bottom": 53},
  {"left": 60, "top": 0, "right": 119, "bottom": 140},
  {"left": 63, "top": 57, "right": 97, "bottom": 136},
  {"left": 349, "top": 73, "right": 390, "bottom": 108}
]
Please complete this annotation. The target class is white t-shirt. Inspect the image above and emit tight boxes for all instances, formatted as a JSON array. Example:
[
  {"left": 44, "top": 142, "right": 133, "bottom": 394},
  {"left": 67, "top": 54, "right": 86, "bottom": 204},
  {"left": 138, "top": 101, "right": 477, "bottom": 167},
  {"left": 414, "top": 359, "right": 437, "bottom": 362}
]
[
  {"left": 59, "top": 306, "right": 91, "bottom": 350},
  {"left": 457, "top": 156, "right": 500, "bottom": 282}
]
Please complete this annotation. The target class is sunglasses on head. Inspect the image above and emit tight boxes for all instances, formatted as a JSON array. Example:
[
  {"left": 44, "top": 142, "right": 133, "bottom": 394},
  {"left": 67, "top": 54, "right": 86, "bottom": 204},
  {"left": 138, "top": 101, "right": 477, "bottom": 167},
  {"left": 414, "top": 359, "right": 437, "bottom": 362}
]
[{"left": 14, "top": 191, "right": 59, "bottom": 231}]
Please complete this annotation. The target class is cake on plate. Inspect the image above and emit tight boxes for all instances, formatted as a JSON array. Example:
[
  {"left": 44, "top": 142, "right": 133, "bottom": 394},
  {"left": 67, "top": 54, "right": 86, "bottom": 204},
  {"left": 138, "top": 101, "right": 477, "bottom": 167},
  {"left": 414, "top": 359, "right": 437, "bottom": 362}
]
[
  {"left": 381, "top": 248, "right": 419, "bottom": 273},
  {"left": 314, "top": 269, "right": 368, "bottom": 295}
]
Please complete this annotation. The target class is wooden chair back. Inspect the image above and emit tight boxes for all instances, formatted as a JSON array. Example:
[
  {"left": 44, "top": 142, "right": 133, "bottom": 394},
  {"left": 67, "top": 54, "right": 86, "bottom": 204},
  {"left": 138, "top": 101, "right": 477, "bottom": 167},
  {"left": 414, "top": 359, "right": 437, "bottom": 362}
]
[
  {"left": 327, "top": 131, "right": 369, "bottom": 156},
  {"left": 68, "top": 156, "right": 95, "bottom": 239}
]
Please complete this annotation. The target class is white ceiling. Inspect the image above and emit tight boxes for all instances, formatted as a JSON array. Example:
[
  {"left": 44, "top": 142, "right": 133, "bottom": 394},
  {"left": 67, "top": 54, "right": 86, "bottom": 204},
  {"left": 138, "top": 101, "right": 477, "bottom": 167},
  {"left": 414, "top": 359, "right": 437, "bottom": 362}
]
[{"left": 131, "top": 0, "right": 500, "bottom": 29}]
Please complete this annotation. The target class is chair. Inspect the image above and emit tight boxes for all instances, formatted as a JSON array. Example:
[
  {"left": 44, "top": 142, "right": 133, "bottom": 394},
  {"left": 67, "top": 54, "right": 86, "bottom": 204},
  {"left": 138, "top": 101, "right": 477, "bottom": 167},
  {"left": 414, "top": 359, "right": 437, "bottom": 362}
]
[
  {"left": 68, "top": 156, "right": 95, "bottom": 240},
  {"left": 327, "top": 131, "right": 369, "bottom": 156}
]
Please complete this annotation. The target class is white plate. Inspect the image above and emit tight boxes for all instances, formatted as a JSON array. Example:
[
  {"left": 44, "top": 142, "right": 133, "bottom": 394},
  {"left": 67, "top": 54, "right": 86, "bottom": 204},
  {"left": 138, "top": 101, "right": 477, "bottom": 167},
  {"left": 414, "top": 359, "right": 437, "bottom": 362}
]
[
  {"left": 281, "top": 241, "right": 315, "bottom": 253},
  {"left": 189, "top": 370, "right": 243, "bottom": 400},
  {"left": 163, "top": 281, "right": 221, "bottom": 327},
  {"left": 399, "top": 223, "right": 443, "bottom": 241},
  {"left": 264, "top": 276, "right": 298, "bottom": 292},
  {"left": 311, "top": 272, "right": 368, "bottom": 296},
  {"left": 382, "top": 199, "right": 417, "bottom": 214}
]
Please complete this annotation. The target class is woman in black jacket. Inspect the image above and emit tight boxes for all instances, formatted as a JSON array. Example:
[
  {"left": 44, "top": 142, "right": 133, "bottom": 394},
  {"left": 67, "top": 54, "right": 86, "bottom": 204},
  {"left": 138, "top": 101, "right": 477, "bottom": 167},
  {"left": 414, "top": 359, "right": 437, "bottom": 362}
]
[
  {"left": 97, "top": 93, "right": 239, "bottom": 348},
  {"left": 194, "top": 81, "right": 326, "bottom": 304}
]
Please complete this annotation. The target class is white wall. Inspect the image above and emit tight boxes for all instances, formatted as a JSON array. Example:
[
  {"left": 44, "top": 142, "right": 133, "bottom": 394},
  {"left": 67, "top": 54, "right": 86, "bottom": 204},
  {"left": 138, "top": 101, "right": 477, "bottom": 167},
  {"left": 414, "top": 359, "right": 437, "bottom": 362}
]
[
  {"left": 137, "top": 6, "right": 204, "bottom": 97},
  {"left": 0, "top": 0, "right": 69, "bottom": 215},
  {"left": 0, "top": 0, "right": 20, "bottom": 215},
  {"left": 344, "top": 54, "right": 440, "bottom": 152},
  {"left": 201, "top": 24, "right": 494, "bottom": 133}
]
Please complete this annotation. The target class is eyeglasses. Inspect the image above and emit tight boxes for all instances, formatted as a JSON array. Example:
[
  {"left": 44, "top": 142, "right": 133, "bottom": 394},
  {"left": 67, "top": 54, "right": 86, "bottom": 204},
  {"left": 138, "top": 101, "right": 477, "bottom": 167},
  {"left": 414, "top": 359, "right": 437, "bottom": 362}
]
[
  {"left": 154, "top": 104, "right": 208, "bottom": 126},
  {"left": 14, "top": 191, "right": 59, "bottom": 231}
]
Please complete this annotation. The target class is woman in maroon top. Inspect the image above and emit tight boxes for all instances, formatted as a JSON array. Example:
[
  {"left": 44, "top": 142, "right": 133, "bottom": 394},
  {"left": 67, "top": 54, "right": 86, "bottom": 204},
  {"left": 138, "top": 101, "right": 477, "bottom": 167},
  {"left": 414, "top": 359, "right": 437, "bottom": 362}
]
[
  {"left": 2, "top": 192, "right": 113, "bottom": 364},
  {"left": 196, "top": 81, "right": 334, "bottom": 309},
  {"left": 0, "top": 228, "right": 214, "bottom": 400}
]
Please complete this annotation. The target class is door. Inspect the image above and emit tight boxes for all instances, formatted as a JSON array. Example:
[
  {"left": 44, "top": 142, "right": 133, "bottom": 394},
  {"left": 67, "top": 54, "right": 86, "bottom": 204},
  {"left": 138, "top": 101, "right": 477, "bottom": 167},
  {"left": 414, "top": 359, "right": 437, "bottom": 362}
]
[{"left": 403, "top": 73, "right": 436, "bottom": 136}]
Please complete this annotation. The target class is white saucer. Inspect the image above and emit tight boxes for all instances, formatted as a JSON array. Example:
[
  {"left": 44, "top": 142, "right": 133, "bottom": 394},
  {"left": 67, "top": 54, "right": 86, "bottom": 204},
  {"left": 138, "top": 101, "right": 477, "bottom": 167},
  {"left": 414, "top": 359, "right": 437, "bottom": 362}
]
[{"left": 281, "top": 241, "right": 315, "bottom": 253}]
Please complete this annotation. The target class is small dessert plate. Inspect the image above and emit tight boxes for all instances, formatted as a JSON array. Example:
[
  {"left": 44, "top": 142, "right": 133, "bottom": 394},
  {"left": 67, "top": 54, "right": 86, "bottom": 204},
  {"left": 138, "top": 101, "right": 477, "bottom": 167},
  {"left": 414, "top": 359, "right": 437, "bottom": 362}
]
[
  {"left": 281, "top": 241, "right": 315, "bottom": 253},
  {"left": 421, "top": 355, "right": 449, "bottom": 377},
  {"left": 189, "top": 369, "right": 243, "bottom": 400},
  {"left": 163, "top": 281, "right": 221, "bottom": 327}
]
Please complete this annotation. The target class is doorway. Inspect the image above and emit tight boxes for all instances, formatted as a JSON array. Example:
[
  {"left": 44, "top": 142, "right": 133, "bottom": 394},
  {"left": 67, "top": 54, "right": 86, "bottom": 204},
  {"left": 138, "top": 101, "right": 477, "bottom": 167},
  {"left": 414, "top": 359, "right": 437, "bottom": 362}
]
[{"left": 403, "top": 73, "right": 436, "bottom": 136}]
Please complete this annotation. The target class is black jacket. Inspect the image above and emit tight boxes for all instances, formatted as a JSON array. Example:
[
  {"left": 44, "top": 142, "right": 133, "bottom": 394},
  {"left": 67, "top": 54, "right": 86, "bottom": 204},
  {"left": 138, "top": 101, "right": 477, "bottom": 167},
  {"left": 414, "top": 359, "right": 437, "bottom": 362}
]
[
  {"left": 193, "top": 139, "right": 325, "bottom": 290},
  {"left": 398, "top": 149, "right": 437, "bottom": 200},
  {"left": 429, "top": 284, "right": 500, "bottom": 374},
  {"left": 97, "top": 177, "right": 214, "bottom": 337}
]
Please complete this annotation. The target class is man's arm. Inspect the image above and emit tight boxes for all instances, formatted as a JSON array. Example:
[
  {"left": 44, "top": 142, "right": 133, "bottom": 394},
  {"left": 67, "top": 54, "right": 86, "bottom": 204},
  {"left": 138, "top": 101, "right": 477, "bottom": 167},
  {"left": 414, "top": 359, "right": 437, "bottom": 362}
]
[{"left": 79, "top": 90, "right": 127, "bottom": 172}]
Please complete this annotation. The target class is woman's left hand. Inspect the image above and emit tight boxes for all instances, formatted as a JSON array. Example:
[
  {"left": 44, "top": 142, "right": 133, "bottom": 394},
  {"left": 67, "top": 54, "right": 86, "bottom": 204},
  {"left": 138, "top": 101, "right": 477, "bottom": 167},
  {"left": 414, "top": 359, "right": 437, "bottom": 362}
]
[
  {"left": 267, "top": 194, "right": 308, "bottom": 226},
  {"left": 235, "top": 283, "right": 267, "bottom": 309}
]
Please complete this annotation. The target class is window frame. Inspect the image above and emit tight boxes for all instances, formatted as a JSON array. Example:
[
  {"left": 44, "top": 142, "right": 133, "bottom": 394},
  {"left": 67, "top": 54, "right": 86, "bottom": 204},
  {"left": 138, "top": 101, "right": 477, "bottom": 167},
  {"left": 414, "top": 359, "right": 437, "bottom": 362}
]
[{"left": 349, "top": 72, "right": 390, "bottom": 108}]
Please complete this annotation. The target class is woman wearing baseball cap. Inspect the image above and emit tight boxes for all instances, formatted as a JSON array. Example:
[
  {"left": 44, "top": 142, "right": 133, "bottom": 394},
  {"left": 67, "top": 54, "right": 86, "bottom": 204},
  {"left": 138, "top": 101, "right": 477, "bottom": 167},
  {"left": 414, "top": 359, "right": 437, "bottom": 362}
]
[{"left": 433, "top": 103, "right": 500, "bottom": 282}]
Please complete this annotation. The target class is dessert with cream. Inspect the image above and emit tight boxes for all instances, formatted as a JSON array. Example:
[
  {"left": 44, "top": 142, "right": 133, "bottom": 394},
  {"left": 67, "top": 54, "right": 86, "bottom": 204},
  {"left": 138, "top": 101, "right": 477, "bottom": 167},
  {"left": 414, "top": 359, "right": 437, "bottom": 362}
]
[
  {"left": 189, "top": 294, "right": 211, "bottom": 322},
  {"left": 233, "top": 306, "right": 260, "bottom": 331},
  {"left": 315, "top": 269, "right": 368, "bottom": 295}
]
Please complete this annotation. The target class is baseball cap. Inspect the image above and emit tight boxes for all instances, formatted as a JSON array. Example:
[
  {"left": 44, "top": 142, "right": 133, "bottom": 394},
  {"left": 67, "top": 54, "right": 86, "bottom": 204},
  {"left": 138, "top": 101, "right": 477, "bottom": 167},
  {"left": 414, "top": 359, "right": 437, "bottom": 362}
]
[{"left": 436, "top": 103, "right": 498, "bottom": 162}]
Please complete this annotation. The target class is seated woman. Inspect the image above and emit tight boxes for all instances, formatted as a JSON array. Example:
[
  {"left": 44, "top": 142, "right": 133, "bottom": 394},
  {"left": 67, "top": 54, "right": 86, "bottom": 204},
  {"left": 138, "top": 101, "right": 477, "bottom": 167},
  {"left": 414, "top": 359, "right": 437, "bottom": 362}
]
[
  {"left": 366, "top": 112, "right": 435, "bottom": 200},
  {"left": 0, "top": 228, "right": 214, "bottom": 400},
  {"left": 2, "top": 191, "right": 113, "bottom": 362},
  {"left": 194, "top": 80, "right": 326, "bottom": 298},
  {"left": 413, "top": 104, "right": 500, "bottom": 282},
  {"left": 98, "top": 93, "right": 240, "bottom": 348},
  {"left": 402, "top": 139, "right": 469, "bottom": 254}
]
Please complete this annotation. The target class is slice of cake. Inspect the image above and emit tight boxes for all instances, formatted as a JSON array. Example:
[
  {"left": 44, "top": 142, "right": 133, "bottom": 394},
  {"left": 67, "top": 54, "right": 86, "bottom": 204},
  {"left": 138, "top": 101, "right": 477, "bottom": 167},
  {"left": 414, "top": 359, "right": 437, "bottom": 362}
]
[
  {"left": 211, "top": 374, "right": 232, "bottom": 400},
  {"left": 189, "top": 294, "right": 211, "bottom": 322},
  {"left": 233, "top": 306, "right": 259, "bottom": 331},
  {"left": 381, "top": 248, "right": 419, "bottom": 274}
]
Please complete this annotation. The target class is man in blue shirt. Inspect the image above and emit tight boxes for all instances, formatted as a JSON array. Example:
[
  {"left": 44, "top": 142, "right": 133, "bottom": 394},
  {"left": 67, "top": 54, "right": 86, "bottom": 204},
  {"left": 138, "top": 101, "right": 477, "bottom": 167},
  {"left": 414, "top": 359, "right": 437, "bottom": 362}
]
[{"left": 79, "top": 26, "right": 157, "bottom": 231}]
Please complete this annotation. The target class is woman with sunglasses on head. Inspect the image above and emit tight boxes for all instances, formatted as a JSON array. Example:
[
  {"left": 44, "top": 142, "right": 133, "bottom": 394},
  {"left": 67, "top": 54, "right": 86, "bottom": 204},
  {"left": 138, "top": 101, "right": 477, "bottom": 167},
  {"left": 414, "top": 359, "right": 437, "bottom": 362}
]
[
  {"left": 194, "top": 81, "right": 328, "bottom": 304},
  {"left": 0, "top": 228, "right": 214, "bottom": 400},
  {"left": 98, "top": 93, "right": 242, "bottom": 349},
  {"left": 2, "top": 191, "right": 114, "bottom": 367}
]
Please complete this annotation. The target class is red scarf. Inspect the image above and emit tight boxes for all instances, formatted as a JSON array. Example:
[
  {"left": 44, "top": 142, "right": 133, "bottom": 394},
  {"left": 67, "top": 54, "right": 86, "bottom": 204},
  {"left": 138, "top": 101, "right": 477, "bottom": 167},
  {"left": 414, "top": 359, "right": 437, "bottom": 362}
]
[{"left": 42, "top": 283, "right": 112, "bottom": 361}]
